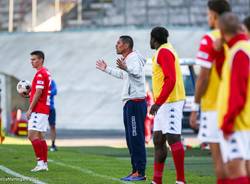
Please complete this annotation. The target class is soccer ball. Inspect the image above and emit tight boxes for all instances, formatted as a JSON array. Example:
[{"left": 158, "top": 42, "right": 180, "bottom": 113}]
[{"left": 16, "top": 80, "right": 31, "bottom": 98}]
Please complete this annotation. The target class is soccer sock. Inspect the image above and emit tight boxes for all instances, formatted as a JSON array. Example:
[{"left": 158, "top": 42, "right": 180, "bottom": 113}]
[
  {"left": 31, "top": 139, "right": 42, "bottom": 161},
  {"left": 217, "top": 178, "right": 230, "bottom": 184},
  {"left": 41, "top": 140, "right": 48, "bottom": 163},
  {"left": 170, "top": 141, "right": 185, "bottom": 182},
  {"left": 153, "top": 162, "right": 164, "bottom": 184},
  {"left": 248, "top": 177, "right": 250, "bottom": 183},
  {"left": 229, "top": 177, "right": 249, "bottom": 184},
  {"left": 52, "top": 140, "right": 55, "bottom": 147}
]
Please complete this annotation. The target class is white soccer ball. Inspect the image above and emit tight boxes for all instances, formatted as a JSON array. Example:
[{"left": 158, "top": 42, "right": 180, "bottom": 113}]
[{"left": 16, "top": 80, "right": 31, "bottom": 98}]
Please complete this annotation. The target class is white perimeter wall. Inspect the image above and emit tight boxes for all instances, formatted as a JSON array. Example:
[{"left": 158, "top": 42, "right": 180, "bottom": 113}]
[{"left": 0, "top": 28, "right": 205, "bottom": 129}]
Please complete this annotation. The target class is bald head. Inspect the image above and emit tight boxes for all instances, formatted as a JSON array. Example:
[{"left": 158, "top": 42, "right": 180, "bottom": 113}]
[{"left": 219, "top": 12, "right": 241, "bottom": 36}]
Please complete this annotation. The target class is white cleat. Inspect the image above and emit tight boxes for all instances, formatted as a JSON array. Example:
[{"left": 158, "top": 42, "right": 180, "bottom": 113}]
[
  {"left": 44, "top": 164, "right": 49, "bottom": 171},
  {"left": 30, "top": 165, "right": 48, "bottom": 172},
  {"left": 176, "top": 181, "right": 186, "bottom": 184}
]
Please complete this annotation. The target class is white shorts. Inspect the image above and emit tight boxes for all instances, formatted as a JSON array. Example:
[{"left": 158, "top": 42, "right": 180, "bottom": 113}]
[
  {"left": 28, "top": 112, "right": 49, "bottom": 132},
  {"left": 219, "top": 131, "right": 250, "bottom": 163},
  {"left": 198, "top": 111, "right": 220, "bottom": 143},
  {"left": 153, "top": 101, "right": 184, "bottom": 134}
]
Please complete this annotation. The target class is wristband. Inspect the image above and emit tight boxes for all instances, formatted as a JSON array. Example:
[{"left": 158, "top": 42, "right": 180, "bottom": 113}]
[{"left": 191, "top": 102, "right": 200, "bottom": 111}]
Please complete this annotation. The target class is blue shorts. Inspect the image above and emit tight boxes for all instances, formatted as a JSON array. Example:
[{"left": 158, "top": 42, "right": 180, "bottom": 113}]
[{"left": 48, "top": 108, "right": 56, "bottom": 126}]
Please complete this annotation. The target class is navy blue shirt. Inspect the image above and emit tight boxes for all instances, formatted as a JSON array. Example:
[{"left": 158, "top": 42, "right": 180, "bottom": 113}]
[{"left": 50, "top": 80, "right": 57, "bottom": 109}]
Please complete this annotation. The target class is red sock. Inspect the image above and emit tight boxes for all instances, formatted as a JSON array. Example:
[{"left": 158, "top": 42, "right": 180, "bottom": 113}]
[
  {"left": 229, "top": 177, "right": 249, "bottom": 184},
  {"left": 31, "top": 139, "right": 42, "bottom": 161},
  {"left": 40, "top": 140, "right": 48, "bottom": 163},
  {"left": 170, "top": 142, "right": 185, "bottom": 182},
  {"left": 217, "top": 178, "right": 230, "bottom": 184},
  {"left": 248, "top": 177, "right": 250, "bottom": 183},
  {"left": 153, "top": 162, "right": 164, "bottom": 184}
]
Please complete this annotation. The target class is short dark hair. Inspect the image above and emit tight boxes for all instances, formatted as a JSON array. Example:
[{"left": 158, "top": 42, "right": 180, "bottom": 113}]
[
  {"left": 151, "top": 26, "right": 169, "bottom": 45},
  {"left": 30, "top": 50, "right": 45, "bottom": 60},
  {"left": 208, "top": 0, "right": 231, "bottom": 15},
  {"left": 120, "top": 35, "right": 134, "bottom": 49},
  {"left": 243, "top": 16, "right": 250, "bottom": 32},
  {"left": 219, "top": 12, "right": 240, "bottom": 35}
]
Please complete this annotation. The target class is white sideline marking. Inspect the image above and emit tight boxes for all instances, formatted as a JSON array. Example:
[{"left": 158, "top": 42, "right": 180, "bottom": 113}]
[
  {"left": 49, "top": 159, "right": 135, "bottom": 184},
  {"left": 0, "top": 165, "right": 46, "bottom": 184}
]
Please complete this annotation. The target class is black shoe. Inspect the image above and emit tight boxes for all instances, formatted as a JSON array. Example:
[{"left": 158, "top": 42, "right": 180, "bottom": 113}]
[{"left": 49, "top": 146, "right": 57, "bottom": 152}]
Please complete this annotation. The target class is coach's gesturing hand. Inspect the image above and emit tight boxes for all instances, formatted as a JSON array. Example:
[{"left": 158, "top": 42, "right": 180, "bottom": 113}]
[
  {"left": 116, "top": 58, "right": 127, "bottom": 70},
  {"left": 96, "top": 60, "right": 107, "bottom": 71},
  {"left": 150, "top": 104, "right": 161, "bottom": 115}
]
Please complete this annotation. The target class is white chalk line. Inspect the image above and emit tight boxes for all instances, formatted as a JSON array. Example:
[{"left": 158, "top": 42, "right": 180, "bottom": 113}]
[
  {"left": 0, "top": 165, "right": 47, "bottom": 184},
  {"left": 49, "top": 159, "right": 135, "bottom": 184}
]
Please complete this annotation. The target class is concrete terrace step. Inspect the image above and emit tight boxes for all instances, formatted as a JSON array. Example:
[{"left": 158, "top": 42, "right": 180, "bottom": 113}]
[
  {"left": 83, "top": 10, "right": 104, "bottom": 19},
  {"left": 89, "top": 2, "right": 113, "bottom": 9},
  {"left": 66, "top": 19, "right": 93, "bottom": 27}
]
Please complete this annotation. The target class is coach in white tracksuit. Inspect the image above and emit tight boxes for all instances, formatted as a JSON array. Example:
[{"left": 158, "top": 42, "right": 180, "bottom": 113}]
[{"left": 96, "top": 35, "right": 147, "bottom": 181}]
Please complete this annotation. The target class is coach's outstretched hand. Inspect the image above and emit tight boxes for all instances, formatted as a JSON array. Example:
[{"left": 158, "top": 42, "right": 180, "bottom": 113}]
[
  {"left": 96, "top": 60, "right": 107, "bottom": 71},
  {"left": 150, "top": 104, "right": 161, "bottom": 115}
]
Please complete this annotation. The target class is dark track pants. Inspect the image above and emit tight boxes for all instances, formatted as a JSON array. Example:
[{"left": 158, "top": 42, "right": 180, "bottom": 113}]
[{"left": 123, "top": 99, "right": 147, "bottom": 176}]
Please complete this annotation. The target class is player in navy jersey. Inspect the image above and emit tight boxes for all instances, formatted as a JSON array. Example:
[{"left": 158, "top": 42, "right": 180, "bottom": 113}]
[{"left": 48, "top": 79, "right": 57, "bottom": 152}]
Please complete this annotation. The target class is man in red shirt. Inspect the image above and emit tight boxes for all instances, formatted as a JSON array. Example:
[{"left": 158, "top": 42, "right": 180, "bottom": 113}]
[
  {"left": 27, "top": 51, "right": 51, "bottom": 172},
  {"left": 189, "top": 1, "right": 231, "bottom": 183},
  {"left": 145, "top": 82, "right": 154, "bottom": 144},
  {"left": 150, "top": 27, "right": 186, "bottom": 184},
  {"left": 218, "top": 12, "right": 250, "bottom": 184}
]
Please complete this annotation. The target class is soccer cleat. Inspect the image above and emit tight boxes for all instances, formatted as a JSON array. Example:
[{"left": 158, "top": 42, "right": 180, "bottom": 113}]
[
  {"left": 50, "top": 146, "right": 57, "bottom": 152},
  {"left": 44, "top": 165, "right": 49, "bottom": 171},
  {"left": 128, "top": 175, "right": 146, "bottom": 181},
  {"left": 44, "top": 162, "right": 48, "bottom": 170},
  {"left": 126, "top": 171, "right": 146, "bottom": 181},
  {"left": 30, "top": 164, "right": 48, "bottom": 172},
  {"left": 120, "top": 172, "right": 134, "bottom": 181},
  {"left": 150, "top": 181, "right": 157, "bottom": 184},
  {"left": 176, "top": 181, "right": 186, "bottom": 184}
]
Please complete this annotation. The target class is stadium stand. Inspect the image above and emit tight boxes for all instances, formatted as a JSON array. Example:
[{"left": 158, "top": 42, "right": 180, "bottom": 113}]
[
  {"left": 0, "top": 0, "right": 31, "bottom": 31},
  {"left": 0, "top": 0, "right": 74, "bottom": 32},
  {"left": 63, "top": 0, "right": 250, "bottom": 28},
  {"left": 1, "top": 0, "right": 249, "bottom": 31}
]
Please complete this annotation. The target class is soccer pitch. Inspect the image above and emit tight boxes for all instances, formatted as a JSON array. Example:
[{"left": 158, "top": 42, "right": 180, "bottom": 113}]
[{"left": 0, "top": 144, "right": 215, "bottom": 184}]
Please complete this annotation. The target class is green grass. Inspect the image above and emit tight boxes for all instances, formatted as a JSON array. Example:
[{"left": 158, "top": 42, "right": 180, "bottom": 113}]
[{"left": 0, "top": 145, "right": 215, "bottom": 184}]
